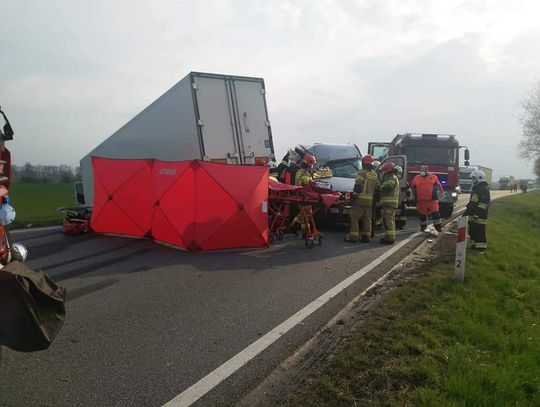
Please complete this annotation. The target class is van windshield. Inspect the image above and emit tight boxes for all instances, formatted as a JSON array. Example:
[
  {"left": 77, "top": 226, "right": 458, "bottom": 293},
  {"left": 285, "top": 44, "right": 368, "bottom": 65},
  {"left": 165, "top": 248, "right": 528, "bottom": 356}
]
[{"left": 326, "top": 159, "right": 360, "bottom": 178}]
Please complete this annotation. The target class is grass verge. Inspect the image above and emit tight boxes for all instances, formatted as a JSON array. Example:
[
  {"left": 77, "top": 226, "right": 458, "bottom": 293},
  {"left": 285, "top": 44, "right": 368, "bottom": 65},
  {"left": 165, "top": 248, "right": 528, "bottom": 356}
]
[
  {"left": 9, "top": 182, "right": 74, "bottom": 227},
  {"left": 288, "top": 191, "right": 540, "bottom": 406}
]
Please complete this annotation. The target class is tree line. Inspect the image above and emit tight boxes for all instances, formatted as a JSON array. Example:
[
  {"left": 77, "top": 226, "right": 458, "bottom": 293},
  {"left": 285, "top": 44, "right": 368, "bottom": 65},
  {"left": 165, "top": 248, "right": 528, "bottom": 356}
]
[
  {"left": 11, "top": 163, "right": 81, "bottom": 183},
  {"left": 519, "top": 82, "right": 540, "bottom": 180}
]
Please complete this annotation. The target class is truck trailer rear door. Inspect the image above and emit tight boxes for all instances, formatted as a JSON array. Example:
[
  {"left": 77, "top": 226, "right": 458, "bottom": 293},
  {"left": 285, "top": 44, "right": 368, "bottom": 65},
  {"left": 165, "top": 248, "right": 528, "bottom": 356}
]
[
  {"left": 193, "top": 76, "right": 242, "bottom": 164},
  {"left": 231, "top": 79, "right": 274, "bottom": 164}
]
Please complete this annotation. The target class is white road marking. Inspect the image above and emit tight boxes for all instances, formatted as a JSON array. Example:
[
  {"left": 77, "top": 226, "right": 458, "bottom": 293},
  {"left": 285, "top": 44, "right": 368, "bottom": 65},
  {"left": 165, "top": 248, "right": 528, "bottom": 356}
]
[
  {"left": 10, "top": 225, "right": 61, "bottom": 235},
  {"left": 163, "top": 231, "right": 423, "bottom": 407}
]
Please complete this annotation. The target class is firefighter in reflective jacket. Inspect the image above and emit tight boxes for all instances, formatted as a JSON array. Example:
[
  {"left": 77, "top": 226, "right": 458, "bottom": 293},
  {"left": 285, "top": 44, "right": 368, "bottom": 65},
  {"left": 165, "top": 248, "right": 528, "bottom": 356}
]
[
  {"left": 380, "top": 162, "right": 400, "bottom": 244},
  {"left": 345, "top": 154, "right": 380, "bottom": 243},
  {"left": 463, "top": 169, "right": 490, "bottom": 251},
  {"left": 411, "top": 165, "right": 443, "bottom": 232},
  {"left": 290, "top": 154, "right": 316, "bottom": 234}
]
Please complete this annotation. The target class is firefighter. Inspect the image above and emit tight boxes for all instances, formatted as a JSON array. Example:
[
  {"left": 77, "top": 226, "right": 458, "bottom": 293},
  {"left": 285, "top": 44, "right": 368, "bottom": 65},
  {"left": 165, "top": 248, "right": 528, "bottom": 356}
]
[
  {"left": 463, "top": 169, "right": 490, "bottom": 251},
  {"left": 290, "top": 154, "right": 316, "bottom": 235},
  {"left": 379, "top": 162, "right": 400, "bottom": 244},
  {"left": 345, "top": 154, "right": 379, "bottom": 243},
  {"left": 411, "top": 165, "right": 443, "bottom": 232},
  {"left": 394, "top": 165, "right": 408, "bottom": 229},
  {"left": 372, "top": 160, "right": 383, "bottom": 231}
]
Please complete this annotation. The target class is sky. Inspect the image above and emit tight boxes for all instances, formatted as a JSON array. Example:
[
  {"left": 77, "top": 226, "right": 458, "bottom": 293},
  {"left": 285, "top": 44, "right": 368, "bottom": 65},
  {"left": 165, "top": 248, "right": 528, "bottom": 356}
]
[{"left": 1, "top": 0, "right": 539, "bottom": 179}]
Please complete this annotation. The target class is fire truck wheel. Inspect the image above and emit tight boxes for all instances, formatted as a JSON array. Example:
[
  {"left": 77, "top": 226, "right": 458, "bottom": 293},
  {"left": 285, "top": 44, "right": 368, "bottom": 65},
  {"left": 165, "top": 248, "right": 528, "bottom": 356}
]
[
  {"left": 439, "top": 203, "right": 454, "bottom": 219},
  {"left": 305, "top": 238, "right": 315, "bottom": 249}
]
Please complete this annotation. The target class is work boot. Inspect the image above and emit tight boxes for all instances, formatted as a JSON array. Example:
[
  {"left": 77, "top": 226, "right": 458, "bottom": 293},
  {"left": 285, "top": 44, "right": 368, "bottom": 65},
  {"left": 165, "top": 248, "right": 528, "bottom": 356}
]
[
  {"left": 380, "top": 237, "right": 395, "bottom": 245},
  {"left": 434, "top": 224, "right": 442, "bottom": 232},
  {"left": 420, "top": 224, "right": 427, "bottom": 232},
  {"left": 344, "top": 235, "right": 358, "bottom": 243},
  {"left": 361, "top": 236, "right": 370, "bottom": 243}
]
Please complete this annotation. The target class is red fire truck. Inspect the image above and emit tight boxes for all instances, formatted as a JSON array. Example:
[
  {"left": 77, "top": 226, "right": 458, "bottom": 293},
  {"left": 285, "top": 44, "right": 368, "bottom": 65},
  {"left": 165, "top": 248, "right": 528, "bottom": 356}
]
[{"left": 369, "top": 133, "right": 469, "bottom": 218}]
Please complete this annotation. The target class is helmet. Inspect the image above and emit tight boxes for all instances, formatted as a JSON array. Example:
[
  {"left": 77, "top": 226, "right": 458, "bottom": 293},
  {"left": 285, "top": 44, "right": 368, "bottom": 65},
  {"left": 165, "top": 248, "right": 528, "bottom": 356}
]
[
  {"left": 381, "top": 162, "right": 395, "bottom": 173},
  {"left": 302, "top": 153, "right": 317, "bottom": 166},
  {"left": 372, "top": 160, "right": 381, "bottom": 170},
  {"left": 11, "top": 243, "right": 28, "bottom": 262},
  {"left": 361, "top": 154, "right": 375, "bottom": 165},
  {"left": 0, "top": 204, "right": 16, "bottom": 226},
  {"left": 395, "top": 165, "right": 403, "bottom": 177},
  {"left": 470, "top": 169, "right": 486, "bottom": 184}
]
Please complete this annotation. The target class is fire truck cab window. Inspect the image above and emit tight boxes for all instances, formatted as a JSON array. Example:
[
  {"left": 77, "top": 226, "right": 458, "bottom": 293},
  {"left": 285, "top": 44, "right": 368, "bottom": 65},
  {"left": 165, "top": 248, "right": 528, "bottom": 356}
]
[{"left": 405, "top": 146, "right": 456, "bottom": 165}]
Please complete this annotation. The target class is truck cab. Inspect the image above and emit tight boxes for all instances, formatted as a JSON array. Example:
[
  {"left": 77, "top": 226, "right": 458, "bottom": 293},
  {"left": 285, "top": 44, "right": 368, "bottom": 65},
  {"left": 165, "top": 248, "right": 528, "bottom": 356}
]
[{"left": 369, "top": 133, "right": 464, "bottom": 218}]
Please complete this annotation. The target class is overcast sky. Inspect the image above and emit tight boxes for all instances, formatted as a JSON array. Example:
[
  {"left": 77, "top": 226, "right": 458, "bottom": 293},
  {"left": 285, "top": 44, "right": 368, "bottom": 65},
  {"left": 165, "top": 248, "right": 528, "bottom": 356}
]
[{"left": 1, "top": 0, "right": 539, "bottom": 179}]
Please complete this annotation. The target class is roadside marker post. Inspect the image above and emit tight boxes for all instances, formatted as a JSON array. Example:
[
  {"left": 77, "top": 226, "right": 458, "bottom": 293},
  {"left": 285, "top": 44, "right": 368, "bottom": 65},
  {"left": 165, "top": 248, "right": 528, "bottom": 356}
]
[{"left": 454, "top": 215, "right": 468, "bottom": 282}]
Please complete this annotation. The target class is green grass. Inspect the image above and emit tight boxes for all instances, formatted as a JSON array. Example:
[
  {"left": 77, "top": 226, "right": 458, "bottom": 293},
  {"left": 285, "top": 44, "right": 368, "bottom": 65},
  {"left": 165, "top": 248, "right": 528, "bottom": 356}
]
[
  {"left": 289, "top": 191, "right": 540, "bottom": 406},
  {"left": 8, "top": 182, "right": 75, "bottom": 227}
]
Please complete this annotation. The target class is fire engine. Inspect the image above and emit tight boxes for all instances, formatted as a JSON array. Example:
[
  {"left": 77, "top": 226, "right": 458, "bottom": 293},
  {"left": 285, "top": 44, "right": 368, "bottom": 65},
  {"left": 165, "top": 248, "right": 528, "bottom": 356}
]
[{"left": 369, "top": 133, "right": 469, "bottom": 218}]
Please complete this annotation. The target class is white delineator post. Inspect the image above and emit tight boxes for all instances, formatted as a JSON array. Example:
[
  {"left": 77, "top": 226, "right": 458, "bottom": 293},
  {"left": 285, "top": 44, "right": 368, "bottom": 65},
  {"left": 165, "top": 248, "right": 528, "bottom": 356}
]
[{"left": 454, "top": 216, "right": 468, "bottom": 282}]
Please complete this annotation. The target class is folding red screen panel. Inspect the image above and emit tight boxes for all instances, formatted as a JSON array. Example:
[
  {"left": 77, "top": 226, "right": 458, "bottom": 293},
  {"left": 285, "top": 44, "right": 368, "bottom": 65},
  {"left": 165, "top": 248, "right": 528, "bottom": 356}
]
[
  {"left": 91, "top": 159, "right": 269, "bottom": 251},
  {"left": 91, "top": 158, "right": 153, "bottom": 237}
]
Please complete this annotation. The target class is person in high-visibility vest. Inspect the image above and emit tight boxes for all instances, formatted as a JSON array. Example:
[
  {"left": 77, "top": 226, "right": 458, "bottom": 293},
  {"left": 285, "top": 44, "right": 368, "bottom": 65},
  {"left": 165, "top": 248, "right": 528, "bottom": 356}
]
[
  {"left": 463, "top": 169, "right": 490, "bottom": 251},
  {"left": 345, "top": 154, "right": 380, "bottom": 243},
  {"left": 379, "top": 162, "right": 400, "bottom": 244},
  {"left": 290, "top": 153, "right": 316, "bottom": 235},
  {"left": 411, "top": 165, "right": 443, "bottom": 232}
]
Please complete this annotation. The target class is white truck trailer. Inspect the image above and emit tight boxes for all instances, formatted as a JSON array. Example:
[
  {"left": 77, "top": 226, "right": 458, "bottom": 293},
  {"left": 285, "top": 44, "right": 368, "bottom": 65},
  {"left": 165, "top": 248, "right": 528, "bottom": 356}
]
[
  {"left": 79, "top": 72, "right": 275, "bottom": 205},
  {"left": 459, "top": 165, "right": 493, "bottom": 192}
]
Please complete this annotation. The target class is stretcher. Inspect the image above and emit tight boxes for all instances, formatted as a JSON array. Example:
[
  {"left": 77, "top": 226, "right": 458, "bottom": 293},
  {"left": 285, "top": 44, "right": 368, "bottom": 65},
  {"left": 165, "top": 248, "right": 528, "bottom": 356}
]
[{"left": 268, "top": 179, "right": 341, "bottom": 249}]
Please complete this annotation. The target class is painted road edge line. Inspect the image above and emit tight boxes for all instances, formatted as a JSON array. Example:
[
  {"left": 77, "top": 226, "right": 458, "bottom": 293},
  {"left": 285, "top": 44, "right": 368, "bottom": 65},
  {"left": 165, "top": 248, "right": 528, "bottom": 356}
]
[
  {"left": 163, "top": 231, "right": 423, "bottom": 407},
  {"left": 10, "top": 225, "right": 61, "bottom": 235}
]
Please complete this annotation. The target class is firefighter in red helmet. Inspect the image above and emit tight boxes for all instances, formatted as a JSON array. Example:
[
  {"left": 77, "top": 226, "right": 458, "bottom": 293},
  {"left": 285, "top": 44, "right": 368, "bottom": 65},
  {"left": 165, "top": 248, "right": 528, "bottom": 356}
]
[
  {"left": 379, "top": 162, "right": 400, "bottom": 244},
  {"left": 345, "top": 154, "right": 380, "bottom": 243},
  {"left": 290, "top": 153, "right": 316, "bottom": 235}
]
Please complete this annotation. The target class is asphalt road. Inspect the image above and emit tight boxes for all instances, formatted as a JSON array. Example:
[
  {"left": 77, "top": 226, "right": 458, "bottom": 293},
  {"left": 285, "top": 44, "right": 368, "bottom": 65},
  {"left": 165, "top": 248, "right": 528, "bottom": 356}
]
[{"left": 0, "top": 192, "right": 511, "bottom": 406}]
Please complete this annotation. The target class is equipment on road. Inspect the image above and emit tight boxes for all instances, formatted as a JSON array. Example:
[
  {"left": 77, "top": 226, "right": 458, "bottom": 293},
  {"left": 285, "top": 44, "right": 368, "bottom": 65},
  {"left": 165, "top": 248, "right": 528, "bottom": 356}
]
[
  {"left": 79, "top": 72, "right": 275, "bottom": 206},
  {"left": 58, "top": 206, "right": 92, "bottom": 235},
  {"left": 369, "top": 133, "right": 466, "bottom": 218},
  {"left": 268, "top": 179, "right": 340, "bottom": 248}
]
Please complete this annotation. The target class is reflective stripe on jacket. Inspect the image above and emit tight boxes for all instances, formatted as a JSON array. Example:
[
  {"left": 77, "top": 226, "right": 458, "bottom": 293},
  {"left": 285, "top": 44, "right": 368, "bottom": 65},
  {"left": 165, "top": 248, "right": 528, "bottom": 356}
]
[
  {"left": 380, "top": 174, "right": 399, "bottom": 208},
  {"left": 295, "top": 168, "right": 312, "bottom": 187},
  {"left": 411, "top": 173, "right": 443, "bottom": 202},
  {"left": 353, "top": 169, "right": 380, "bottom": 206}
]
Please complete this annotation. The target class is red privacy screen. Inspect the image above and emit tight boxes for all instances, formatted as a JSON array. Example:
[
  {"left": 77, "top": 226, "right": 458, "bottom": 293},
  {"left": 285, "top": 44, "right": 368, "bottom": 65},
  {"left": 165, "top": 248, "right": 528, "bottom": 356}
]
[{"left": 91, "top": 158, "right": 269, "bottom": 251}]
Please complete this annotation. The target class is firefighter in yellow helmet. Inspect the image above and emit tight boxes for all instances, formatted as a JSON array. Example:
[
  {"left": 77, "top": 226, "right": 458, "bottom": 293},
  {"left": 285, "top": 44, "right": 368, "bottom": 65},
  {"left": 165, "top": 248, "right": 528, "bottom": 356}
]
[
  {"left": 379, "top": 162, "right": 400, "bottom": 245},
  {"left": 345, "top": 154, "right": 380, "bottom": 243}
]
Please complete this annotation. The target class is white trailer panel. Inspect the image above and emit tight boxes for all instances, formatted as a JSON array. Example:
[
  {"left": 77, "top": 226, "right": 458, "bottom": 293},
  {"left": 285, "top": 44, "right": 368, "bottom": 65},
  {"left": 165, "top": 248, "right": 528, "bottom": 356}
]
[{"left": 80, "top": 72, "right": 275, "bottom": 205}]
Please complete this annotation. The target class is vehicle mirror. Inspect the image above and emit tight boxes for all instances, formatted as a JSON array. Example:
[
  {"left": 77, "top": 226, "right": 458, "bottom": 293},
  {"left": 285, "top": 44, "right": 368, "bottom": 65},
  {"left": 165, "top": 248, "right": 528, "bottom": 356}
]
[
  {"left": 3, "top": 122, "right": 14, "bottom": 141},
  {"left": 464, "top": 148, "right": 470, "bottom": 161}
]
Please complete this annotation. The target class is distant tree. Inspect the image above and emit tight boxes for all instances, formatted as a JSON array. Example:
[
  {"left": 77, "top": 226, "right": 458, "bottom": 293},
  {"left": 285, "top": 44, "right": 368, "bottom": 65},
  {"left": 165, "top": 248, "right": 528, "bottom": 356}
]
[{"left": 519, "top": 82, "right": 540, "bottom": 164}]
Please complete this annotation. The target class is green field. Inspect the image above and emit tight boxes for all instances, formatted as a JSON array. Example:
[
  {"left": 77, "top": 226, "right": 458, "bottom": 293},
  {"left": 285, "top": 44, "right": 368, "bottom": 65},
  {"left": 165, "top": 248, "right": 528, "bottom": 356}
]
[
  {"left": 9, "top": 182, "right": 75, "bottom": 227},
  {"left": 289, "top": 191, "right": 540, "bottom": 406}
]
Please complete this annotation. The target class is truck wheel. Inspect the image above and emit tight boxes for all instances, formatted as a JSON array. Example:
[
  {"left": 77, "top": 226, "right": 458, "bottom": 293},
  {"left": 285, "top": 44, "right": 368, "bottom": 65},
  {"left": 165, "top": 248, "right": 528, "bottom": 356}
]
[{"left": 439, "top": 203, "right": 454, "bottom": 219}]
